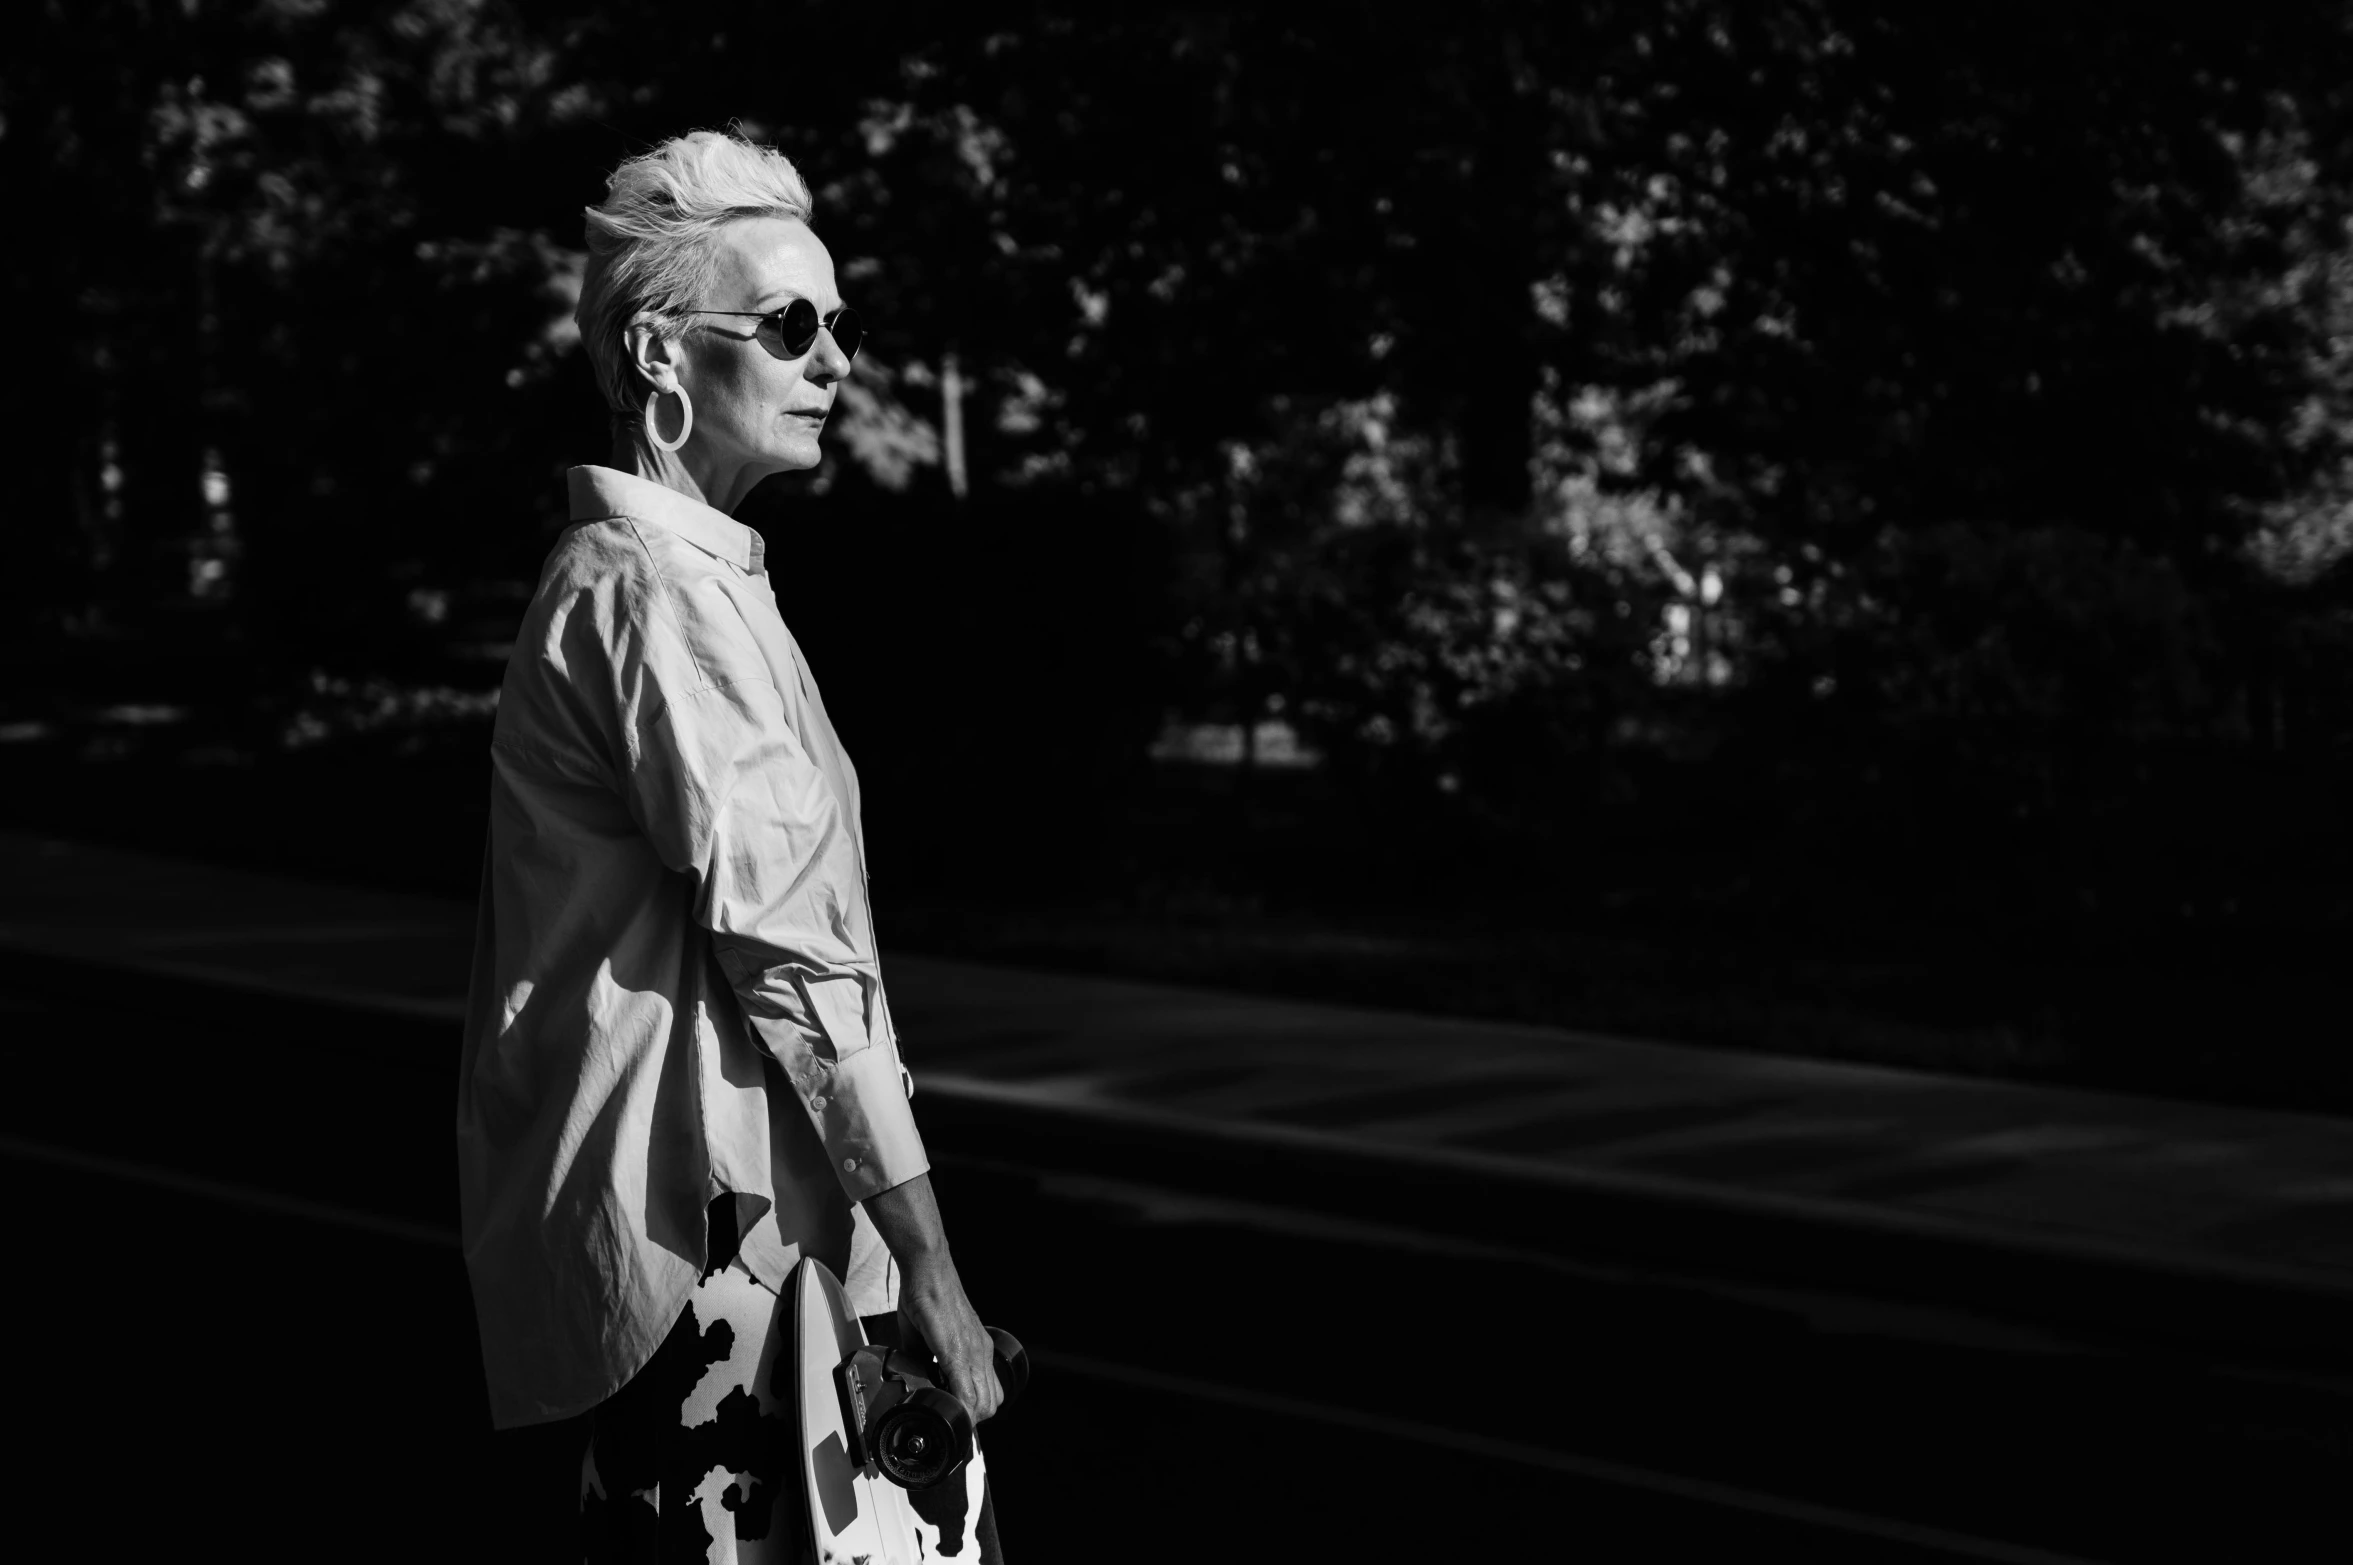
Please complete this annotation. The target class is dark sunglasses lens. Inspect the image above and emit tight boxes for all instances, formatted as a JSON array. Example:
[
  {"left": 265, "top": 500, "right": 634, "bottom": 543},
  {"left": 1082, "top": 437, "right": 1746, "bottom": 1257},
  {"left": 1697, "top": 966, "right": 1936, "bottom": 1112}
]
[
  {"left": 767, "top": 298, "right": 821, "bottom": 357},
  {"left": 827, "top": 308, "right": 864, "bottom": 363}
]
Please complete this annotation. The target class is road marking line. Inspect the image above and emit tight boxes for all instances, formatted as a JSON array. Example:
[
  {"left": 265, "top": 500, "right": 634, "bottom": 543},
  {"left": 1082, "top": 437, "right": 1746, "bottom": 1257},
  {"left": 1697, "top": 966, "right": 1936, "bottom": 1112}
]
[
  {"left": 0, "top": 1133, "right": 459, "bottom": 1249},
  {"left": 0, "top": 1128, "right": 2244, "bottom": 1557},
  {"left": 3, "top": 931, "right": 2344, "bottom": 1304},
  {"left": 1033, "top": 1347, "right": 2109, "bottom": 1565},
  {"left": 0, "top": 934, "right": 469, "bottom": 1022},
  {"left": 920, "top": 1073, "right": 2353, "bottom": 1302}
]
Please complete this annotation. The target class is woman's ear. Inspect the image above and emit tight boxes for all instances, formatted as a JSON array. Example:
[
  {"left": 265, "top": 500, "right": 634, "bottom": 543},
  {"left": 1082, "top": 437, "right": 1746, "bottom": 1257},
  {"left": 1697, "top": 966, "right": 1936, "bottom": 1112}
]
[{"left": 624, "top": 322, "right": 682, "bottom": 395}]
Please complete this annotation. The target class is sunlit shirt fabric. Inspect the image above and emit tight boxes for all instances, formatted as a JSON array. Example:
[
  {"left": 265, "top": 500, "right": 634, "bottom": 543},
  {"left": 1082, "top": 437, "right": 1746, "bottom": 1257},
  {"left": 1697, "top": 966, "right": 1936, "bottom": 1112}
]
[{"left": 458, "top": 465, "right": 924, "bottom": 1428}]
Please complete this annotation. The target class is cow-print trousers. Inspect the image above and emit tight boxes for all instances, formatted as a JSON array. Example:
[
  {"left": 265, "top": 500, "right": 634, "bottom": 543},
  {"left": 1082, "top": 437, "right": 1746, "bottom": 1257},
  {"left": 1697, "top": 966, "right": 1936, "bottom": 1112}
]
[{"left": 577, "top": 1240, "right": 1002, "bottom": 1564}]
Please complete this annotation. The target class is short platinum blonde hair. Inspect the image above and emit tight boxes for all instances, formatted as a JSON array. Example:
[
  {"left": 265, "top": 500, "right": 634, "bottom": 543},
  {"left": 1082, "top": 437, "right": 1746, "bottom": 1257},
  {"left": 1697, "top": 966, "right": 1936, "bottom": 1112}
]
[{"left": 577, "top": 129, "right": 816, "bottom": 416}]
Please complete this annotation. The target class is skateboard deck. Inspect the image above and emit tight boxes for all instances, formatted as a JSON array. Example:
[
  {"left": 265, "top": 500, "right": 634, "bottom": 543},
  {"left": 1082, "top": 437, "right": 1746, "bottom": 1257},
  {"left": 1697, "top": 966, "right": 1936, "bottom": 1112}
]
[{"left": 790, "top": 1257, "right": 991, "bottom": 1564}]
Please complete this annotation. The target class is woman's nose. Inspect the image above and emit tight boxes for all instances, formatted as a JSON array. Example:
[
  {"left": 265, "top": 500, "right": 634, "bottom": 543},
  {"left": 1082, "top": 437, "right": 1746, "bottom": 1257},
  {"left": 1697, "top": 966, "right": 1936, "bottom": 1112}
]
[{"left": 809, "top": 328, "right": 852, "bottom": 380}]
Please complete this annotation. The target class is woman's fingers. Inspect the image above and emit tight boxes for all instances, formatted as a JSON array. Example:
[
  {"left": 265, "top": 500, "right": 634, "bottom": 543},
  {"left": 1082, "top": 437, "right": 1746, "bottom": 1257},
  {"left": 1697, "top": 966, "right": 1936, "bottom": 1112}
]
[{"left": 926, "top": 1306, "right": 1003, "bottom": 1423}]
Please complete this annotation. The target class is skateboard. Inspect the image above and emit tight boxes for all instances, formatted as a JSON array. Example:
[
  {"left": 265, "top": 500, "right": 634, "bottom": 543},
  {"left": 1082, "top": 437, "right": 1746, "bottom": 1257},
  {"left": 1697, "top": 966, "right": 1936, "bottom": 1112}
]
[{"left": 789, "top": 1257, "right": 1008, "bottom": 1564}]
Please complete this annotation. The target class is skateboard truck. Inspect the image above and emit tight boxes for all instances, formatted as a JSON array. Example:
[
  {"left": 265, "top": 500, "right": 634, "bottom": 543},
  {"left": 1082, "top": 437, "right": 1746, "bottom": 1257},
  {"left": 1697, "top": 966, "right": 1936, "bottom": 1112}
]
[{"left": 834, "top": 1328, "right": 1028, "bottom": 1490}]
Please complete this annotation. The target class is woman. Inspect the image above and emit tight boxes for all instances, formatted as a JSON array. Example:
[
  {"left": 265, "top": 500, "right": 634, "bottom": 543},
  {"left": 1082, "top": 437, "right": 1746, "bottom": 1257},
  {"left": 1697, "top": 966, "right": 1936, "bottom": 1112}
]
[{"left": 457, "top": 129, "right": 1004, "bottom": 1562}]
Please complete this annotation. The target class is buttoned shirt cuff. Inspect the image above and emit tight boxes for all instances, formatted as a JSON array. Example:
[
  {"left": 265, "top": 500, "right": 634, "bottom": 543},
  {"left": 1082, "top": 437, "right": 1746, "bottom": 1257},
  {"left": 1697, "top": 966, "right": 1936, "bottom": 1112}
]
[{"left": 799, "top": 1043, "right": 930, "bottom": 1202}]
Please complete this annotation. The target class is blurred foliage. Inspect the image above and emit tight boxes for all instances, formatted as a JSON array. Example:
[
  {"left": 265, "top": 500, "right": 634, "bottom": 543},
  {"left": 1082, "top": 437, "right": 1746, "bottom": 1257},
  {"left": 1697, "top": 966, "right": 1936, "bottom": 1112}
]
[
  {"left": 1147, "top": 393, "right": 1667, "bottom": 823},
  {"left": 8, "top": 0, "right": 2353, "bottom": 830}
]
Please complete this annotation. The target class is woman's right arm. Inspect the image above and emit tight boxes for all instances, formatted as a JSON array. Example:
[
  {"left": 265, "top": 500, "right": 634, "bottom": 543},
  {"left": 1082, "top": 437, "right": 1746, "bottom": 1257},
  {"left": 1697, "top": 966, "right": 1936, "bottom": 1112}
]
[{"left": 639, "top": 678, "right": 999, "bottom": 1416}]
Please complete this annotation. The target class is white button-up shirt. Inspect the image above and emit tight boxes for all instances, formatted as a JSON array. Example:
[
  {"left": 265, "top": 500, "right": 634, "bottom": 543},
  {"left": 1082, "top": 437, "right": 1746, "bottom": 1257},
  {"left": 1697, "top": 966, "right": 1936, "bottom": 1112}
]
[{"left": 458, "top": 465, "right": 926, "bottom": 1427}]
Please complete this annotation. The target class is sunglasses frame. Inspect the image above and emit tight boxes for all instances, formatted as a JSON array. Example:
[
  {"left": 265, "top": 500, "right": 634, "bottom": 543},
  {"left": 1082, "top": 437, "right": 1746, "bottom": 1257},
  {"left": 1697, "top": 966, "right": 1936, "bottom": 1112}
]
[{"left": 688, "top": 299, "right": 863, "bottom": 365}]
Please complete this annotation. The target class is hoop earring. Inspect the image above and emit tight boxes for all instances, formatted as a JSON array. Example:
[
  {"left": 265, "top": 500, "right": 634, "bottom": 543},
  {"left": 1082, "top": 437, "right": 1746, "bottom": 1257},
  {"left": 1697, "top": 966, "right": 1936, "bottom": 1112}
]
[{"left": 646, "top": 385, "right": 694, "bottom": 453}]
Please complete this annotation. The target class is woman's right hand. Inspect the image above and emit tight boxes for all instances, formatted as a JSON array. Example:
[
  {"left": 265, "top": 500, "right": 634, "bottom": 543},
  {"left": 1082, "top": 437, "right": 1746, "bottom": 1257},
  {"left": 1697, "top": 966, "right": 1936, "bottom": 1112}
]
[
  {"left": 862, "top": 1172, "right": 1004, "bottom": 1422},
  {"left": 896, "top": 1250, "right": 1005, "bottom": 1423}
]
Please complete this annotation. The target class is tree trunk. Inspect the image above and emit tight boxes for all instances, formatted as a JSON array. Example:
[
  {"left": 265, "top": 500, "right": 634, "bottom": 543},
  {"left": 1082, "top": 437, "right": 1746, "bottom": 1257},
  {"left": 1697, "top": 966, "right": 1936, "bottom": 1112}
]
[{"left": 941, "top": 351, "right": 969, "bottom": 500}]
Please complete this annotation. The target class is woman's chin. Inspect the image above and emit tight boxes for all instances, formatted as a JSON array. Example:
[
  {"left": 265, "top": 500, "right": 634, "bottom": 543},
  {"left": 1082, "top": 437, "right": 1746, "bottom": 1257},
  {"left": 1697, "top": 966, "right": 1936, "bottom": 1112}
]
[{"left": 764, "top": 434, "right": 825, "bottom": 473}]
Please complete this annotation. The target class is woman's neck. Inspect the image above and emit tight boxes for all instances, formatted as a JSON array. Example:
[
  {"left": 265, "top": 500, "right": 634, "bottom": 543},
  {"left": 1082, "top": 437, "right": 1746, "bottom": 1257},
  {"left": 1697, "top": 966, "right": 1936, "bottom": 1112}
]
[{"left": 612, "top": 423, "right": 722, "bottom": 512}]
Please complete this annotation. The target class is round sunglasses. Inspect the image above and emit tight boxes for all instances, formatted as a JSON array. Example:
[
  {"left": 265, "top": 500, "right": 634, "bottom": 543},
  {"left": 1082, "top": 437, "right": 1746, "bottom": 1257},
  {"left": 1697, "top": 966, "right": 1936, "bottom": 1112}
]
[{"left": 689, "top": 298, "right": 864, "bottom": 365}]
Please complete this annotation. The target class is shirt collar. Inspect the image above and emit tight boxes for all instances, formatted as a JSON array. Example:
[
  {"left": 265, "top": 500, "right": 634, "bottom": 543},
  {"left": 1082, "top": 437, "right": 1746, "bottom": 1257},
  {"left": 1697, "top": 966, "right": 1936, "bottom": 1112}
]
[{"left": 566, "top": 466, "right": 765, "bottom": 576}]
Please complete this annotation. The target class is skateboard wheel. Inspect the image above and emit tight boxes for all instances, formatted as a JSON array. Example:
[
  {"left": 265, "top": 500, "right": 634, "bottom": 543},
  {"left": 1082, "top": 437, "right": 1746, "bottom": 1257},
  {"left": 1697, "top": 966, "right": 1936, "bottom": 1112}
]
[
  {"left": 987, "top": 1327, "right": 1029, "bottom": 1408},
  {"left": 874, "top": 1385, "right": 974, "bottom": 1489}
]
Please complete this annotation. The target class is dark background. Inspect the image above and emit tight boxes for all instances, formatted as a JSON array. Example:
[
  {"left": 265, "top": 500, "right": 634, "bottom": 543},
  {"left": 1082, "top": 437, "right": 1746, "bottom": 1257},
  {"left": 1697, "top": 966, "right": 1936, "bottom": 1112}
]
[{"left": 9, "top": 1, "right": 2353, "bottom": 1110}]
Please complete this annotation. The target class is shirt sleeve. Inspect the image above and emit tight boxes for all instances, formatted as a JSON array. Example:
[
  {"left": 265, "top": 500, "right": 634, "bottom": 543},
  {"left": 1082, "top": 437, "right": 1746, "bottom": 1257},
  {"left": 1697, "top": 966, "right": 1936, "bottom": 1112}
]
[{"left": 624, "top": 670, "right": 928, "bottom": 1203}]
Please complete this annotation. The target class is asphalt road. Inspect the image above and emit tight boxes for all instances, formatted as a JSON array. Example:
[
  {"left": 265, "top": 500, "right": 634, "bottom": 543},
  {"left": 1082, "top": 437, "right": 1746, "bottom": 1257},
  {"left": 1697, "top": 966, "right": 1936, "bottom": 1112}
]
[{"left": 4, "top": 956, "right": 2346, "bottom": 1562}]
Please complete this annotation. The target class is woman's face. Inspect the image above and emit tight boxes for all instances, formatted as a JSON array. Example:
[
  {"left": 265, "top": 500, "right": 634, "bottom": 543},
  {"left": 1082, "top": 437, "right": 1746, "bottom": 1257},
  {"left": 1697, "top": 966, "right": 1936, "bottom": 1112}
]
[{"left": 669, "top": 216, "right": 850, "bottom": 483}]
